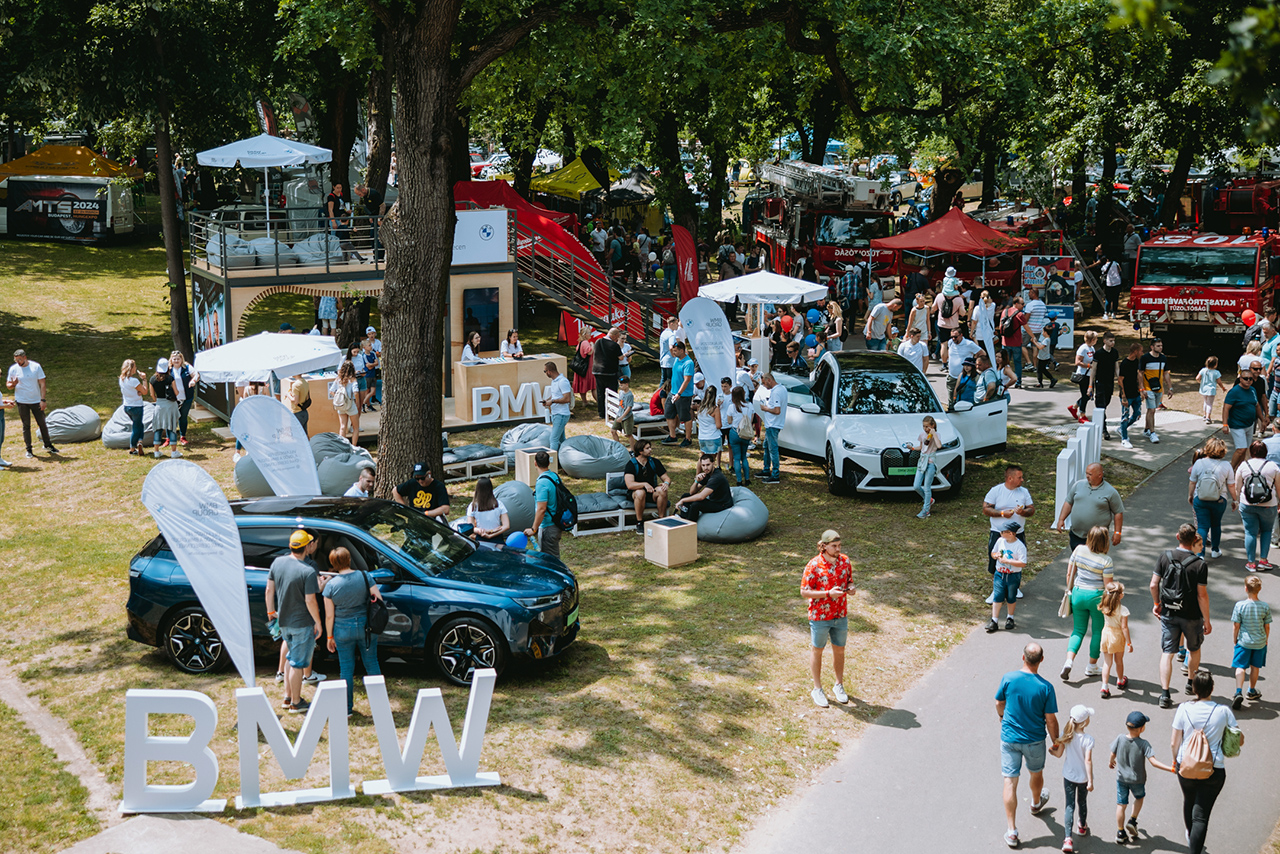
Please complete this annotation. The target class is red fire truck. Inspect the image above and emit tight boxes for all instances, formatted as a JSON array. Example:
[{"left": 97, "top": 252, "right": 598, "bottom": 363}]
[
  {"left": 752, "top": 160, "right": 896, "bottom": 283},
  {"left": 1130, "top": 231, "right": 1280, "bottom": 345}
]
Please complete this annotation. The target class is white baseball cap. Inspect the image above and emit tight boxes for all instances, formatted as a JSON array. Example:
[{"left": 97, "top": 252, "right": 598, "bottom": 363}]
[
  {"left": 155, "top": 358, "right": 170, "bottom": 373},
  {"left": 747, "top": 358, "right": 759, "bottom": 366},
  {"left": 1069, "top": 704, "right": 1094, "bottom": 723},
  {"left": 365, "top": 326, "right": 376, "bottom": 334},
  {"left": 694, "top": 372, "right": 705, "bottom": 383}
]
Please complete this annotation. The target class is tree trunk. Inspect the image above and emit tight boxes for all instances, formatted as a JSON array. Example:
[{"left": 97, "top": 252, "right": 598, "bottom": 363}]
[
  {"left": 154, "top": 98, "right": 192, "bottom": 359},
  {"left": 508, "top": 99, "right": 551, "bottom": 200},
  {"left": 979, "top": 127, "right": 997, "bottom": 208},
  {"left": 707, "top": 140, "right": 729, "bottom": 237},
  {"left": 931, "top": 168, "right": 964, "bottom": 220},
  {"left": 364, "top": 24, "right": 394, "bottom": 197},
  {"left": 450, "top": 106, "right": 472, "bottom": 184},
  {"left": 807, "top": 88, "right": 840, "bottom": 166},
  {"left": 318, "top": 79, "right": 359, "bottom": 189},
  {"left": 1101, "top": 136, "right": 1117, "bottom": 181},
  {"left": 374, "top": 7, "right": 460, "bottom": 498},
  {"left": 1160, "top": 138, "right": 1197, "bottom": 228},
  {"left": 653, "top": 110, "right": 699, "bottom": 238},
  {"left": 795, "top": 121, "right": 812, "bottom": 164},
  {"left": 1071, "top": 153, "right": 1086, "bottom": 203},
  {"left": 561, "top": 123, "right": 576, "bottom": 164}
]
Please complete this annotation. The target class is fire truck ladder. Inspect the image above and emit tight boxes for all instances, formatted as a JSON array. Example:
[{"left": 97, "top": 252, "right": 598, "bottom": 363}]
[
  {"left": 1045, "top": 211, "right": 1106, "bottom": 309},
  {"left": 759, "top": 160, "right": 889, "bottom": 210}
]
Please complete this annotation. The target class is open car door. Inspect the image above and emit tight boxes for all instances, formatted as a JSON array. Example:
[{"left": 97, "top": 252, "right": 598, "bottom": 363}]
[{"left": 948, "top": 397, "right": 1008, "bottom": 456}]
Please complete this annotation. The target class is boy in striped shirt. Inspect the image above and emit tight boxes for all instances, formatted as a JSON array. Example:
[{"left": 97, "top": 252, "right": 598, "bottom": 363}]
[{"left": 1231, "top": 575, "right": 1272, "bottom": 709}]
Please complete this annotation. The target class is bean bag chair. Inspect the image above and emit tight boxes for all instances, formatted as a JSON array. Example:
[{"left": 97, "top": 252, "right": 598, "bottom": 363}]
[
  {"left": 558, "top": 434, "right": 630, "bottom": 480},
  {"left": 294, "top": 232, "right": 343, "bottom": 265},
  {"left": 45, "top": 404, "right": 101, "bottom": 443},
  {"left": 500, "top": 422, "right": 552, "bottom": 464},
  {"left": 317, "top": 452, "right": 375, "bottom": 496},
  {"left": 309, "top": 432, "right": 358, "bottom": 464},
  {"left": 248, "top": 237, "right": 300, "bottom": 267},
  {"left": 234, "top": 454, "right": 275, "bottom": 498},
  {"left": 102, "top": 404, "right": 156, "bottom": 449},
  {"left": 442, "top": 443, "right": 502, "bottom": 465},
  {"left": 695, "top": 486, "right": 769, "bottom": 543},
  {"left": 493, "top": 480, "right": 536, "bottom": 532},
  {"left": 205, "top": 233, "right": 256, "bottom": 269}
]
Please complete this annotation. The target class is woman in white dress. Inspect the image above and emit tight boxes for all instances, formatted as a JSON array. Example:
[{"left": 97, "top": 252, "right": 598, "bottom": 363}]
[
  {"left": 972, "top": 289, "right": 997, "bottom": 355},
  {"left": 906, "top": 292, "right": 931, "bottom": 349}
]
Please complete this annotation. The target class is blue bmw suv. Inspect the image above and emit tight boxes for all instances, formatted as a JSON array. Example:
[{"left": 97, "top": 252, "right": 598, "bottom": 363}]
[{"left": 126, "top": 497, "right": 580, "bottom": 685}]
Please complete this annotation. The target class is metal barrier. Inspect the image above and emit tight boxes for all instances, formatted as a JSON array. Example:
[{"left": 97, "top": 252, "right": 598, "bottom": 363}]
[{"left": 188, "top": 210, "right": 386, "bottom": 278}]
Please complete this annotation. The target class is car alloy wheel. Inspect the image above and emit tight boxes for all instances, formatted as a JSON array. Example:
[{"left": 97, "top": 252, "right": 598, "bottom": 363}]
[
  {"left": 826, "top": 445, "right": 852, "bottom": 496},
  {"left": 163, "top": 607, "right": 229, "bottom": 674},
  {"left": 890, "top": 191, "right": 902, "bottom": 207},
  {"left": 432, "top": 617, "right": 507, "bottom": 686}
]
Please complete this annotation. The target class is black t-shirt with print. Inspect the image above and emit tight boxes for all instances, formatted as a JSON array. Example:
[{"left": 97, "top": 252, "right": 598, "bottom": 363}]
[
  {"left": 150, "top": 373, "right": 177, "bottom": 402},
  {"left": 396, "top": 478, "right": 449, "bottom": 514}
]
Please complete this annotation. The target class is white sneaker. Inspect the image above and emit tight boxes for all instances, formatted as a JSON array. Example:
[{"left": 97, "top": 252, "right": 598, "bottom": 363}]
[
  {"left": 171, "top": 449, "right": 182, "bottom": 458},
  {"left": 831, "top": 683, "right": 849, "bottom": 704},
  {"left": 153, "top": 449, "right": 162, "bottom": 458},
  {"left": 1016, "top": 588, "right": 1024, "bottom": 599},
  {"left": 1210, "top": 549, "right": 1223, "bottom": 558},
  {"left": 985, "top": 592, "right": 996, "bottom": 604},
  {"left": 811, "top": 687, "right": 830, "bottom": 708},
  {"left": 302, "top": 672, "right": 327, "bottom": 684},
  {"left": 1120, "top": 439, "right": 1133, "bottom": 449},
  {"left": 1149, "top": 431, "right": 1160, "bottom": 444},
  {"left": 232, "top": 452, "right": 242, "bottom": 463},
  {"left": 1085, "top": 663, "right": 1102, "bottom": 677},
  {"left": 0, "top": 458, "right": 10, "bottom": 468}
]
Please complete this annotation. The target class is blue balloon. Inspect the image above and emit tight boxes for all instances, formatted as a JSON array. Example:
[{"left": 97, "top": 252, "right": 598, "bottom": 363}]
[
  {"left": 807, "top": 308, "right": 820, "bottom": 324},
  {"left": 505, "top": 531, "right": 529, "bottom": 549},
  {"left": 805, "top": 334, "right": 817, "bottom": 348}
]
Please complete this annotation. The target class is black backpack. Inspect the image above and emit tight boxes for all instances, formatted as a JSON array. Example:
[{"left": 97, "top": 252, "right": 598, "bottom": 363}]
[
  {"left": 1158, "top": 550, "right": 1199, "bottom": 607},
  {"left": 1244, "top": 459, "right": 1274, "bottom": 505},
  {"left": 539, "top": 472, "right": 579, "bottom": 531},
  {"left": 999, "top": 309, "right": 1020, "bottom": 339},
  {"left": 941, "top": 294, "right": 956, "bottom": 319}
]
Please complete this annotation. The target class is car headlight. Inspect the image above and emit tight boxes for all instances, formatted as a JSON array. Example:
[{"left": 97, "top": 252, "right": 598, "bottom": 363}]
[
  {"left": 841, "top": 439, "right": 879, "bottom": 454},
  {"left": 514, "top": 593, "right": 563, "bottom": 608},
  {"left": 940, "top": 436, "right": 961, "bottom": 450}
]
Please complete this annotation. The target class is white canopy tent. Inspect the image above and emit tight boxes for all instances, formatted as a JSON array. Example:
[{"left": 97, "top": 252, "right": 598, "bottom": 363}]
[
  {"left": 196, "top": 134, "right": 333, "bottom": 237},
  {"left": 194, "top": 332, "right": 343, "bottom": 383},
  {"left": 698, "top": 270, "right": 828, "bottom": 305}
]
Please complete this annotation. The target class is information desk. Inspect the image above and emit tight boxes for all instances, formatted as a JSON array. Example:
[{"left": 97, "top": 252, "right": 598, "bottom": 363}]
[
  {"left": 276, "top": 372, "right": 339, "bottom": 437},
  {"left": 452, "top": 354, "right": 567, "bottom": 423}
]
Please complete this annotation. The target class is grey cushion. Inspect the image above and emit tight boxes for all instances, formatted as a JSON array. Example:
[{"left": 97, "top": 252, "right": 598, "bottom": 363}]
[
  {"left": 102, "top": 403, "right": 156, "bottom": 448},
  {"left": 493, "top": 480, "right": 536, "bottom": 532},
  {"left": 558, "top": 434, "right": 631, "bottom": 480},
  {"left": 500, "top": 422, "right": 553, "bottom": 464},
  {"left": 444, "top": 443, "right": 502, "bottom": 463},
  {"left": 576, "top": 492, "right": 629, "bottom": 514},
  {"left": 248, "top": 237, "right": 300, "bottom": 267},
  {"left": 695, "top": 487, "right": 769, "bottom": 543},
  {"left": 604, "top": 471, "right": 630, "bottom": 497},
  {"left": 317, "top": 452, "right": 375, "bottom": 496},
  {"left": 633, "top": 412, "right": 666, "bottom": 424},
  {"left": 309, "top": 432, "right": 357, "bottom": 464},
  {"left": 45, "top": 404, "right": 102, "bottom": 443},
  {"left": 234, "top": 454, "right": 275, "bottom": 498},
  {"left": 294, "top": 232, "right": 343, "bottom": 264},
  {"left": 206, "top": 233, "right": 256, "bottom": 269}
]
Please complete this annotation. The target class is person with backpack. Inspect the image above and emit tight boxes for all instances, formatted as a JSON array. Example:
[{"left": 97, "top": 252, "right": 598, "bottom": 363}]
[
  {"left": 933, "top": 276, "right": 967, "bottom": 341},
  {"left": 1150, "top": 524, "right": 1212, "bottom": 709},
  {"left": 1234, "top": 439, "right": 1280, "bottom": 571},
  {"left": 999, "top": 297, "right": 1029, "bottom": 388},
  {"left": 725, "top": 385, "right": 756, "bottom": 486},
  {"left": 524, "top": 451, "right": 574, "bottom": 558},
  {"left": 623, "top": 439, "right": 671, "bottom": 533},
  {"left": 1171, "top": 671, "right": 1241, "bottom": 854},
  {"left": 1188, "top": 437, "right": 1237, "bottom": 559}
]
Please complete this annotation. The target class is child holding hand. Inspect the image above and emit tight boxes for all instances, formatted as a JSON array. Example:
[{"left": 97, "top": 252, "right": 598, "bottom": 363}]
[
  {"left": 1056, "top": 704, "right": 1096, "bottom": 852},
  {"left": 1108, "top": 710, "right": 1176, "bottom": 844},
  {"left": 1098, "top": 582, "right": 1131, "bottom": 699}
]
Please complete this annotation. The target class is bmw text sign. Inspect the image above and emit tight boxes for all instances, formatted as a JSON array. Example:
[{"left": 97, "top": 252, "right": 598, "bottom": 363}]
[{"left": 452, "top": 209, "right": 509, "bottom": 266}]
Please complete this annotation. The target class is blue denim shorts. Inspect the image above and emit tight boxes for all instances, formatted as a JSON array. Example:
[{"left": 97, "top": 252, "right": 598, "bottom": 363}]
[
  {"left": 1145, "top": 390, "right": 1163, "bottom": 410},
  {"left": 810, "top": 617, "right": 848, "bottom": 648},
  {"left": 281, "top": 625, "right": 316, "bottom": 669},
  {"left": 699, "top": 439, "right": 721, "bottom": 454},
  {"left": 1001, "top": 739, "right": 1046, "bottom": 777},
  {"left": 1233, "top": 644, "right": 1268, "bottom": 669},
  {"left": 992, "top": 571, "right": 1022, "bottom": 604},
  {"left": 1116, "top": 780, "right": 1146, "bottom": 804}
]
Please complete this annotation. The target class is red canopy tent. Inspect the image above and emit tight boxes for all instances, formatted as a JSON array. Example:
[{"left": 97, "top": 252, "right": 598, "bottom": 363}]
[{"left": 871, "top": 207, "right": 1035, "bottom": 256}]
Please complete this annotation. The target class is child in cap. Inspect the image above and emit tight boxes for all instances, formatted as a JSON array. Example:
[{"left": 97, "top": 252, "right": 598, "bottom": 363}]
[
  {"left": 986, "top": 521, "right": 1027, "bottom": 633},
  {"left": 1055, "top": 704, "right": 1095, "bottom": 852},
  {"left": 611, "top": 376, "right": 636, "bottom": 444},
  {"left": 1108, "top": 710, "right": 1175, "bottom": 843},
  {"left": 1231, "top": 574, "right": 1272, "bottom": 709}
]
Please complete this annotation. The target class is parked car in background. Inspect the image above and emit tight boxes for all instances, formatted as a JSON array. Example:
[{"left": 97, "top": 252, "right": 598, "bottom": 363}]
[
  {"left": 887, "top": 171, "right": 922, "bottom": 206},
  {"left": 126, "top": 497, "right": 581, "bottom": 686}
]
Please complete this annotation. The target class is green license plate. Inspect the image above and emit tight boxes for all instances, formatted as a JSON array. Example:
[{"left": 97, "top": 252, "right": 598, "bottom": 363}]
[
  {"left": 566, "top": 607, "right": 579, "bottom": 626},
  {"left": 887, "top": 466, "right": 917, "bottom": 476}
]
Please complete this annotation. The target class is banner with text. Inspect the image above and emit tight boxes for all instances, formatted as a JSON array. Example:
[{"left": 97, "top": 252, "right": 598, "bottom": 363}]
[
  {"left": 229, "top": 395, "right": 322, "bottom": 497},
  {"left": 678, "top": 297, "right": 736, "bottom": 388},
  {"left": 1021, "top": 255, "right": 1076, "bottom": 352}
]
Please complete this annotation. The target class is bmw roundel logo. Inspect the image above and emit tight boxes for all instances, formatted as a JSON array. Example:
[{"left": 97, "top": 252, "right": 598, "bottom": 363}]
[{"left": 479, "top": 224, "right": 495, "bottom": 240}]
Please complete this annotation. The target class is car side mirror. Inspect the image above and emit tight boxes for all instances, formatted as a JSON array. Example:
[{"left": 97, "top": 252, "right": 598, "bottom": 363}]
[
  {"left": 953, "top": 401, "right": 974, "bottom": 412},
  {"left": 800, "top": 402, "right": 821, "bottom": 415}
]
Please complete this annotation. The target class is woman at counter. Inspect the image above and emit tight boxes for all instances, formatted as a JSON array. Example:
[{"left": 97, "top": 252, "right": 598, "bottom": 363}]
[
  {"left": 500, "top": 329, "right": 524, "bottom": 359},
  {"left": 461, "top": 331, "right": 483, "bottom": 363}
]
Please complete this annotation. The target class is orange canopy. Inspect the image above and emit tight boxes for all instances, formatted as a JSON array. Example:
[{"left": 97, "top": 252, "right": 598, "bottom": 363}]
[
  {"left": 0, "top": 145, "right": 143, "bottom": 180},
  {"left": 871, "top": 207, "right": 1034, "bottom": 257}
]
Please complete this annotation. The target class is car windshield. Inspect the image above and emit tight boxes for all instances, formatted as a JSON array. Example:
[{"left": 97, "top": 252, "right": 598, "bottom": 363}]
[
  {"left": 361, "top": 503, "right": 474, "bottom": 575},
  {"left": 1137, "top": 247, "right": 1258, "bottom": 288},
  {"left": 836, "top": 368, "right": 941, "bottom": 415},
  {"left": 817, "top": 214, "right": 891, "bottom": 246}
]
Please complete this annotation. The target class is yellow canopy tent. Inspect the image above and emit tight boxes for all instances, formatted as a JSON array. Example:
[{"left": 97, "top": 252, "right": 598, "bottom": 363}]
[
  {"left": 0, "top": 145, "right": 143, "bottom": 180},
  {"left": 529, "top": 157, "right": 620, "bottom": 200}
]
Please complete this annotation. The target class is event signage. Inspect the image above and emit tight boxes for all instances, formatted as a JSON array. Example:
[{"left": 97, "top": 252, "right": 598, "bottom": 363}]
[
  {"left": 678, "top": 297, "right": 736, "bottom": 387},
  {"left": 471, "top": 382, "right": 548, "bottom": 423},
  {"left": 229, "top": 395, "right": 322, "bottom": 496},
  {"left": 453, "top": 209, "right": 509, "bottom": 266},
  {"left": 7, "top": 180, "right": 106, "bottom": 243},
  {"left": 1020, "top": 255, "right": 1076, "bottom": 351}
]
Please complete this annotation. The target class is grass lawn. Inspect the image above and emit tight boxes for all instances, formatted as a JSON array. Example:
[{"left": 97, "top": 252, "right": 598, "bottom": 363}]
[{"left": 2, "top": 239, "right": 1156, "bottom": 854}]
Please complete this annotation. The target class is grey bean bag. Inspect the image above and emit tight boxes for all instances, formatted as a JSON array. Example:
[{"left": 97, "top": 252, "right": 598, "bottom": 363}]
[
  {"left": 248, "top": 237, "right": 300, "bottom": 267},
  {"left": 558, "top": 434, "right": 631, "bottom": 480},
  {"left": 294, "top": 232, "right": 343, "bottom": 265},
  {"left": 695, "top": 486, "right": 769, "bottom": 543},
  {"left": 234, "top": 454, "right": 275, "bottom": 498},
  {"left": 45, "top": 404, "right": 101, "bottom": 443},
  {"left": 102, "top": 404, "right": 156, "bottom": 449},
  {"left": 317, "top": 452, "right": 375, "bottom": 496},
  {"left": 205, "top": 233, "right": 256, "bottom": 269},
  {"left": 493, "top": 480, "right": 536, "bottom": 532},
  {"left": 309, "top": 432, "right": 357, "bottom": 464},
  {"left": 500, "top": 422, "right": 552, "bottom": 464}
]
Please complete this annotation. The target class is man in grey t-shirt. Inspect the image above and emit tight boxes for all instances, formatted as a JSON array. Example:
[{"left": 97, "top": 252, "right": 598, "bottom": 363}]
[
  {"left": 266, "top": 529, "right": 322, "bottom": 713},
  {"left": 1053, "top": 462, "right": 1125, "bottom": 551}
]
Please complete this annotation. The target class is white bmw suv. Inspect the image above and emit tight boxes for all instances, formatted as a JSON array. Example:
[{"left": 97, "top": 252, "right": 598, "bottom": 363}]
[{"left": 774, "top": 351, "right": 1008, "bottom": 495}]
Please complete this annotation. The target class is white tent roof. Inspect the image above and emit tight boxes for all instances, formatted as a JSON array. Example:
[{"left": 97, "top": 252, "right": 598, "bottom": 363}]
[
  {"left": 196, "top": 134, "right": 332, "bottom": 168},
  {"left": 698, "top": 271, "right": 828, "bottom": 305},
  {"left": 194, "top": 332, "right": 343, "bottom": 382}
]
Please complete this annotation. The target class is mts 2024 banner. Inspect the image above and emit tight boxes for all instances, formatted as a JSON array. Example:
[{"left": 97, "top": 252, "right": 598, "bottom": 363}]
[{"left": 6, "top": 180, "right": 108, "bottom": 243}]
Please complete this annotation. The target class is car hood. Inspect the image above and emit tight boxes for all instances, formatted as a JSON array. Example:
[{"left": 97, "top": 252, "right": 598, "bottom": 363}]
[
  {"left": 835, "top": 413, "right": 958, "bottom": 449},
  {"left": 435, "top": 547, "right": 575, "bottom": 596}
]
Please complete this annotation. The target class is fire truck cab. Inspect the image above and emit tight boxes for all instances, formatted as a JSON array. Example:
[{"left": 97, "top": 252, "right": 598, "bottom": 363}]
[
  {"left": 752, "top": 160, "right": 896, "bottom": 285},
  {"left": 1131, "top": 231, "right": 1280, "bottom": 346}
]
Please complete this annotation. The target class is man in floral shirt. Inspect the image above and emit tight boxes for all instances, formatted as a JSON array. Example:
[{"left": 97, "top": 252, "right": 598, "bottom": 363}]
[{"left": 802, "top": 529, "right": 856, "bottom": 708}]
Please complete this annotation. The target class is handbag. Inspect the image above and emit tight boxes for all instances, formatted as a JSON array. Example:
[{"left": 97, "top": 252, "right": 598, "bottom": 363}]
[
  {"left": 1058, "top": 589, "right": 1073, "bottom": 618},
  {"left": 332, "top": 384, "right": 348, "bottom": 409},
  {"left": 360, "top": 570, "right": 390, "bottom": 646},
  {"left": 570, "top": 348, "right": 590, "bottom": 377},
  {"left": 1223, "top": 723, "right": 1244, "bottom": 758}
]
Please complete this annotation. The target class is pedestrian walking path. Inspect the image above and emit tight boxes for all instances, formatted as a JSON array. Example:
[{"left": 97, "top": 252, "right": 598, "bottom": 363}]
[{"left": 736, "top": 448, "right": 1280, "bottom": 853}]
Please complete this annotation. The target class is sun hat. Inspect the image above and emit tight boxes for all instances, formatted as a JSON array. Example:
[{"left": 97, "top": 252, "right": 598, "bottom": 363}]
[{"left": 945, "top": 266, "right": 957, "bottom": 277}]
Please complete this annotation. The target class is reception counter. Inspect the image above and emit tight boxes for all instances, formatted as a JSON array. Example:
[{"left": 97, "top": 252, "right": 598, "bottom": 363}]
[{"left": 452, "top": 354, "right": 567, "bottom": 422}]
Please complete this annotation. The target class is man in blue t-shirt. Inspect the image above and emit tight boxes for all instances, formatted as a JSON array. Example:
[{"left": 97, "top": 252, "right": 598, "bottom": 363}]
[
  {"left": 523, "top": 451, "right": 563, "bottom": 559},
  {"left": 994, "top": 642, "right": 1061, "bottom": 848},
  {"left": 663, "top": 341, "right": 697, "bottom": 447}
]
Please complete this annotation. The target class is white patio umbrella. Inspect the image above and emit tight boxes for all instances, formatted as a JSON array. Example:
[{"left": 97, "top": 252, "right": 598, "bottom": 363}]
[
  {"left": 698, "top": 270, "right": 828, "bottom": 304},
  {"left": 196, "top": 133, "right": 332, "bottom": 237},
  {"left": 194, "top": 332, "right": 342, "bottom": 382}
]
